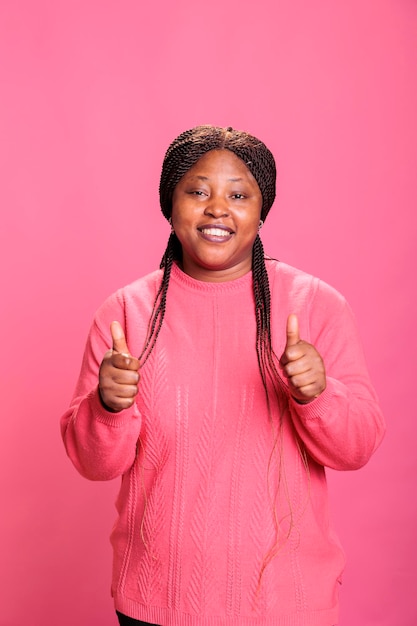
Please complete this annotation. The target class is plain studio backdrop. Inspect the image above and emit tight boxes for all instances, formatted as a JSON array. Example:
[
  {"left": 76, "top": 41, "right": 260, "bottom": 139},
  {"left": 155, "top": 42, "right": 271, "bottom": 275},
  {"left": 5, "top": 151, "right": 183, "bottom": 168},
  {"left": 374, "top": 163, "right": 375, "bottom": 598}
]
[{"left": 0, "top": 1, "right": 416, "bottom": 625}]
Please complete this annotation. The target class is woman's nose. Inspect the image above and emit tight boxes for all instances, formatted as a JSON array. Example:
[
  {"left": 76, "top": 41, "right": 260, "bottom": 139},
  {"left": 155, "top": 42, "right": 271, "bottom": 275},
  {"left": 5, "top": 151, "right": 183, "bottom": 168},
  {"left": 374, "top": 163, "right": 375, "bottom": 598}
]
[{"left": 203, "top": 196, "right": 229, "bottom": 217}]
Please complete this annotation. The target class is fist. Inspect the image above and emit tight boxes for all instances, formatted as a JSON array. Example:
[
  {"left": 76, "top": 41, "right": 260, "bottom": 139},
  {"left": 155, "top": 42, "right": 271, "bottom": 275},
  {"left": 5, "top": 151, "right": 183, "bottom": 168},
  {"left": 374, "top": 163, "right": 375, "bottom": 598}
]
[
  {"left": 279, "top": 314, "right": 326, "bottom": 404},
  {"left": 98, "top": 321, "right": 140, "bottom": 412}
]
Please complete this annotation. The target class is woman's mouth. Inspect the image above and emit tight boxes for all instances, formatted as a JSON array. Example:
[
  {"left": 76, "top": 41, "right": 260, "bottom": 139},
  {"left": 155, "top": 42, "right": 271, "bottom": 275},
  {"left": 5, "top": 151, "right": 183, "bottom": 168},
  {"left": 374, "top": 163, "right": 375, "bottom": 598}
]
[{"left": 198, "top": 225, "right": 234, "bottom": 242}]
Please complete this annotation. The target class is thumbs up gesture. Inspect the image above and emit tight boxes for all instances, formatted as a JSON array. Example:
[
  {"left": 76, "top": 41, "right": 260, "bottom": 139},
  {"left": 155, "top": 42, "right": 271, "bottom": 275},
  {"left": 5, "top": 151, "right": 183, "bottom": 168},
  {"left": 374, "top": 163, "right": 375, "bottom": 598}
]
[
  {"left": 279, "top": 314, "right": 326, "bottom": 404},
  {"left": 98, "top": 321, "right": 140, "bottom": 412}
]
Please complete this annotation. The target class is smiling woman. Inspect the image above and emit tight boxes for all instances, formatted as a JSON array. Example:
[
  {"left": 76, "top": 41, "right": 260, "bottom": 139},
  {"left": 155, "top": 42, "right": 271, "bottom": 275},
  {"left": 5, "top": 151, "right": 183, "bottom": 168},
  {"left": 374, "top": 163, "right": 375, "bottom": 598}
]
[
  {"left": 171, "top": 149, "right": 263, "bottom": 282},
  {"left": 60, "top": 125, "right": 385, "bottom": 626}
]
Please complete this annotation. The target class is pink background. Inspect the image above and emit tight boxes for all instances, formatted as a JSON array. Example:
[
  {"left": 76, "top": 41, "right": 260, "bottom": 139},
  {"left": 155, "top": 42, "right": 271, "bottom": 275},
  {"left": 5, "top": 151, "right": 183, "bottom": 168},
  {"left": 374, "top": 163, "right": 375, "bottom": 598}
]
[{"left": 0, "top": 1, "right": 416, "bottom": 624}]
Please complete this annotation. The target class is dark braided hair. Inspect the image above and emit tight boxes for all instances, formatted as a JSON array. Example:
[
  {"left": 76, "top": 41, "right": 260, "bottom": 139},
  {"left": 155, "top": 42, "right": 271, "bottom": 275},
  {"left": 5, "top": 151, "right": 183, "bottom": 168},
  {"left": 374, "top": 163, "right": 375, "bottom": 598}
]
[
  {"left": 139, "top": 125, "right": 297, "bottom": 583},
  {"left": 140, "top": 125, "right": 280, "bottom": 381},
  {"left": 159, "top": 125, "right": 276, "bottom": 222}
]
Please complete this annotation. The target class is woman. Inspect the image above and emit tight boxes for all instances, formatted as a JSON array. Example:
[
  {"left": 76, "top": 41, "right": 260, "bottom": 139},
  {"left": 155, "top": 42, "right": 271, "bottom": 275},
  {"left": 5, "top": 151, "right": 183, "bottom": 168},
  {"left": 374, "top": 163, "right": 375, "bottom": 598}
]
[{"left": 61, "top": 125, "right": 385, "bottom": 626}]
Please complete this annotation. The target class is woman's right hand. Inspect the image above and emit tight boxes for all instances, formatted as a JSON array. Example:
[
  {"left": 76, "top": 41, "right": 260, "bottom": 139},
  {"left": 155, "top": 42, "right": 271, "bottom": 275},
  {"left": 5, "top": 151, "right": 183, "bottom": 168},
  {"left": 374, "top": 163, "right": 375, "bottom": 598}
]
[{"left": 98, "top": 321, "right": 140, "bottom": 412}]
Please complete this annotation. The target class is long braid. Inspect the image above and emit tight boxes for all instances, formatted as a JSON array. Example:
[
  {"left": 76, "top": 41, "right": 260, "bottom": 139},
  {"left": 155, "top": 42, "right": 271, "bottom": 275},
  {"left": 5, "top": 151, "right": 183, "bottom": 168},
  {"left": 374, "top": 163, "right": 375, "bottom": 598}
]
[
  {"left": 140, "top": 125, "right": 305, "bottom": 586},
  {"left": 138, "top": 233, "right": 180, "bottom": 365},
  {"left": 252, "top": 235, "right": 297, "bottom": 588},
  {"left": 252, "top": 235, "right": 287, "bottom": 403}
]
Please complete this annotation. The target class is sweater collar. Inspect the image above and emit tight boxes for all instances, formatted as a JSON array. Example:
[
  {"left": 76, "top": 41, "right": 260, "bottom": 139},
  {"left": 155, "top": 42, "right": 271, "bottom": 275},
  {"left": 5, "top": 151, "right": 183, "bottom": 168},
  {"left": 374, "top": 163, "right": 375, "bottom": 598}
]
[{"left": 170, "top": 261, "right": 253, "bottom": 293}]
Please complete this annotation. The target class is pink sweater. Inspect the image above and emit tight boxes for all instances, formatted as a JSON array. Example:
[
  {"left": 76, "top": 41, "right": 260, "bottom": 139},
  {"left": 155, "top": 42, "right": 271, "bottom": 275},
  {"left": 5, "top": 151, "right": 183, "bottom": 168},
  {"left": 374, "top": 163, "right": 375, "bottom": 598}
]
[{"left": 61, "top": 260, "right": 385, "bottom": 626}]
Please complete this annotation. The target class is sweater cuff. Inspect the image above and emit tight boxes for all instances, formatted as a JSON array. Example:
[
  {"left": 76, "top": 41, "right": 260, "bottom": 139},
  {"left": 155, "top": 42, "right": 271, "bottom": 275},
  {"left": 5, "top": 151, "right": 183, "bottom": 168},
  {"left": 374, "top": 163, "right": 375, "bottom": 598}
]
[
  {"left": 289, "top": 379, "right": 342, "bottom": 421},
  {"left": 87, "top": 386, "right": 141, "bottom": 428}
]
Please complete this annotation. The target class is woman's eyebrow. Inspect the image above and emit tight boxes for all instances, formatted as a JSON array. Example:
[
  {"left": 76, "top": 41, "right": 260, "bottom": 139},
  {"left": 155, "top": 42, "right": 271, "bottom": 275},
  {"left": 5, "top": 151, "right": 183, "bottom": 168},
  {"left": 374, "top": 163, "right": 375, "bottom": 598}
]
[
  {"left": 187, "top": 175, "right": 245, "bottom": 182},
  {"left": 187, "top": 175, "right": 209, "bottom": 181}
]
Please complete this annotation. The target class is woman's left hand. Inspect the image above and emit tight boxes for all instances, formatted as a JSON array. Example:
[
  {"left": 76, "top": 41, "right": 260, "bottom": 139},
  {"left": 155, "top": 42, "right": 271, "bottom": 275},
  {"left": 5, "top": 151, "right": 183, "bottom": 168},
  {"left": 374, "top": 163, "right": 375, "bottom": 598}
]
[{"left": 279, "top": 314, "right": 326, "bottom": 404}]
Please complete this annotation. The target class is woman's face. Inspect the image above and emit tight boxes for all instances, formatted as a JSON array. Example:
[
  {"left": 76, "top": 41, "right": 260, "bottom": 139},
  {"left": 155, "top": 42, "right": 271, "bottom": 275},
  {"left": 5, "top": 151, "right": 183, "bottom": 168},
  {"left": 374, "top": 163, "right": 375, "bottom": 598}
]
[{"left": 171, "top": 149, "right": 263, "bottom": 282}]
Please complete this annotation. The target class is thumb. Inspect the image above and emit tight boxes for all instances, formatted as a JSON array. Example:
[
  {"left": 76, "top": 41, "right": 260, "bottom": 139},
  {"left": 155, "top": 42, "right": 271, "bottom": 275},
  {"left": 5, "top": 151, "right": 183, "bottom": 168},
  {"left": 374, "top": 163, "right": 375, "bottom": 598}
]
[
  {"left": 110, "top": 321, "right": 130, "bottom": 356},
  {"left": 285, "top": 314, "right": 300, "bottom": 348}
]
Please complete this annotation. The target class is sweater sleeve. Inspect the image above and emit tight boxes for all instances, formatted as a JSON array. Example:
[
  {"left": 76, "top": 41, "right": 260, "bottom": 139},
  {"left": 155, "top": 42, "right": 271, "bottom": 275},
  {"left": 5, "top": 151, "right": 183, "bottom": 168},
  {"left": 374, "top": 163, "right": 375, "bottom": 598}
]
[
  {"left": 60, "top": 293, "right": 143, "bottom": 481},
  {"left": 287, "top": 279, "right": 386, "bottom": 471}
]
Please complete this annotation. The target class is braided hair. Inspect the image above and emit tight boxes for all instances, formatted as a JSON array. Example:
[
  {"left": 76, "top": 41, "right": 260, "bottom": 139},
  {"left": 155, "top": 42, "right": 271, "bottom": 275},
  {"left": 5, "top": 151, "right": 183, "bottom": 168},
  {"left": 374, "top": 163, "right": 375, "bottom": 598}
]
[
  {"left": 139, "top": 125, "right": 298, "bottom": 583},
  {"left": 140, "top": 125, "right": 280, "bottom": 385},
  {"left": 159, "top": 125, "right": 276, "bottom": 222}
]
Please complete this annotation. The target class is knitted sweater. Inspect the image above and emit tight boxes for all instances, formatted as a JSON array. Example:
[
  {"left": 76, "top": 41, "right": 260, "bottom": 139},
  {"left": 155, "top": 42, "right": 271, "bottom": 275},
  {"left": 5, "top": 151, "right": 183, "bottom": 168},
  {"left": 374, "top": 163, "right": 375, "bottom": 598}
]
[{"left": 61, "top": 260, "right": 385, "bottom": 626}]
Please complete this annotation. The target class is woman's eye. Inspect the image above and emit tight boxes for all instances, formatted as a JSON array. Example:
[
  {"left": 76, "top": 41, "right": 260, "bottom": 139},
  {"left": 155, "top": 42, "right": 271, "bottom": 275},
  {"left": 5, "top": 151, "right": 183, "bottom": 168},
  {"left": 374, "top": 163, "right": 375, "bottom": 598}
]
[
  {"left": 232, "top": 193, "right": 245, "bottom": 199},
  {"left": 188, "top": 190, "right": 206, "bottom": 196}
]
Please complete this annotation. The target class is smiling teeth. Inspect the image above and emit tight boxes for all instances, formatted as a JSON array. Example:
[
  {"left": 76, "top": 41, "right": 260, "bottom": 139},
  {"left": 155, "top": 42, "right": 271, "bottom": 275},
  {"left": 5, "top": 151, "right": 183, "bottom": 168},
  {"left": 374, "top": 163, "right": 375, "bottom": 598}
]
[{"left": 201, "top": 228, "right": 231, "bottom": 237}]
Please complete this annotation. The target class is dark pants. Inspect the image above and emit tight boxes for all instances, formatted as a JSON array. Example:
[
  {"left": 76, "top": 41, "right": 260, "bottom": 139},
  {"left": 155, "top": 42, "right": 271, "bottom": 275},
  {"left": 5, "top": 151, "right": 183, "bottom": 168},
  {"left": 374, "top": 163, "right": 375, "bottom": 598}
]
[
  {"left": 116, "top": 611, "right": 160, "bottom": 626},
  {"left": 116, "top": 610, "right": 337, "bottom": 626}
]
